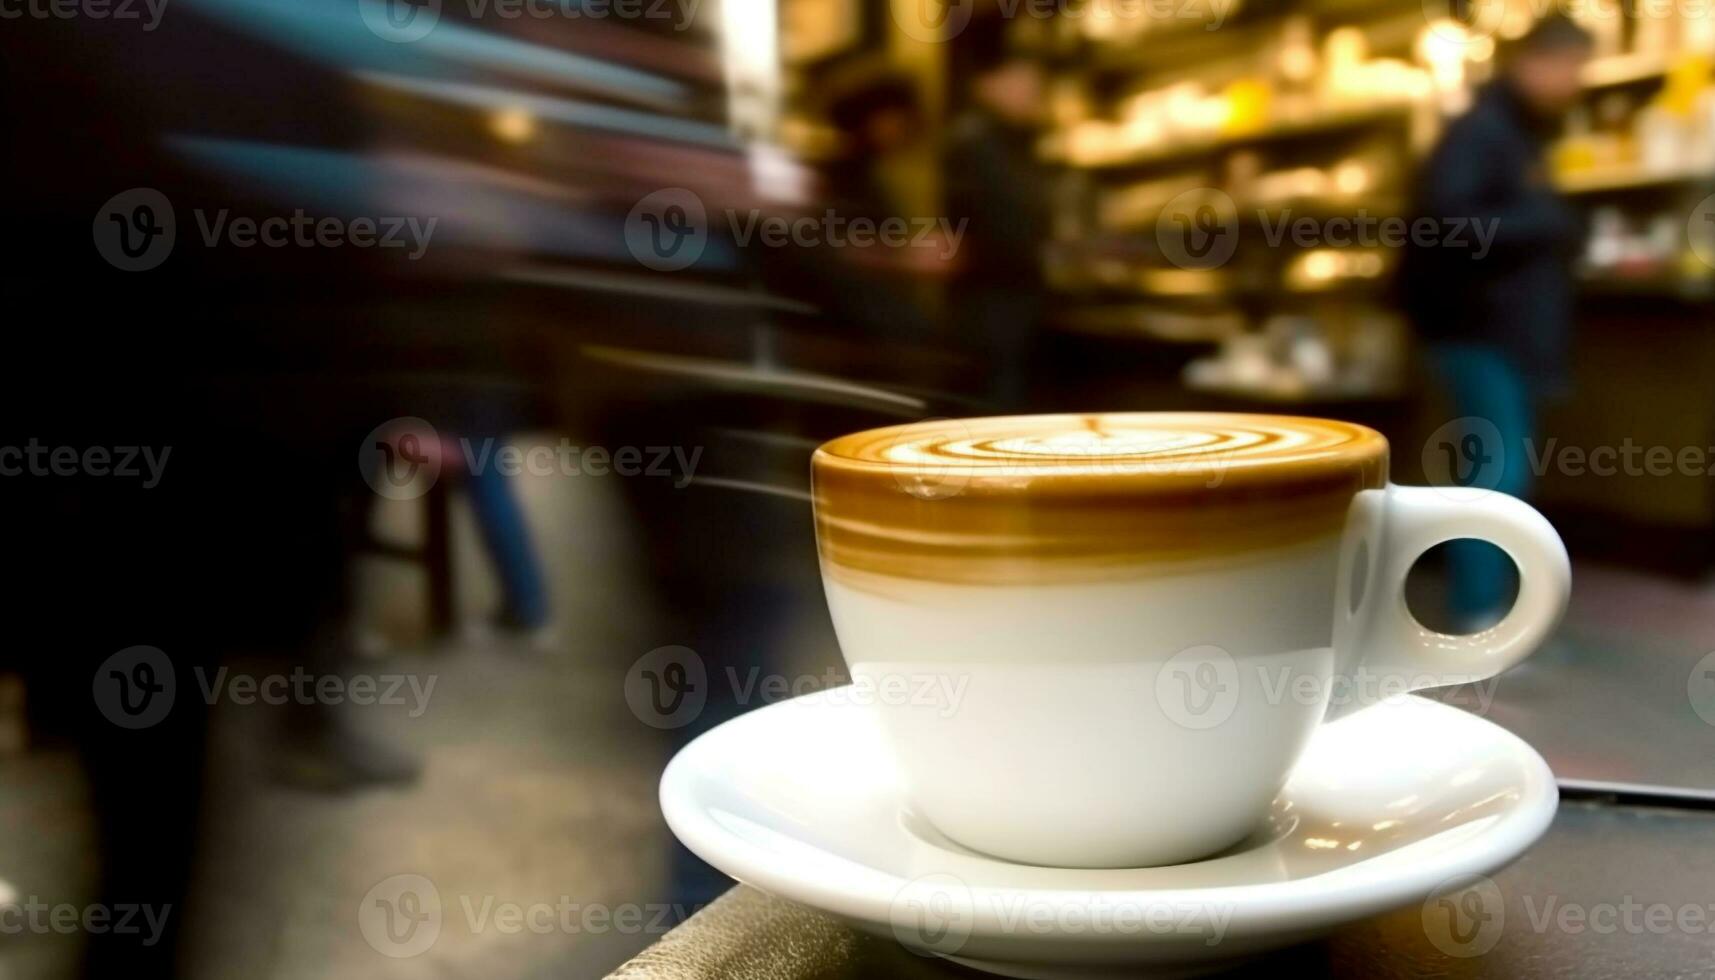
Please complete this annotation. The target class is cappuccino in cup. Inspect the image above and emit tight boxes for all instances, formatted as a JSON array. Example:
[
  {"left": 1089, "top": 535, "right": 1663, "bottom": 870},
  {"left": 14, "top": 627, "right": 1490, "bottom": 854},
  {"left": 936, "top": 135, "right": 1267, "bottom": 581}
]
[{"left": 812, "top": 413, "right": 1568, "bottom": 868}]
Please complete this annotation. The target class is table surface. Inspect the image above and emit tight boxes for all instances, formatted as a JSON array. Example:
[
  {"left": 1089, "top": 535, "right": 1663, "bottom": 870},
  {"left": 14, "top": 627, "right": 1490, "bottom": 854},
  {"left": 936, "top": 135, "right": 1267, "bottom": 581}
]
[
  {"left": 1430, "top": 628, "right": 1715, "bottom": 798},
  {"left": 608, "top": 598, "right": 1715, "bottom": 979},
  {"left": 607, "top": 798, "right": 1715, "bottom": 978}
]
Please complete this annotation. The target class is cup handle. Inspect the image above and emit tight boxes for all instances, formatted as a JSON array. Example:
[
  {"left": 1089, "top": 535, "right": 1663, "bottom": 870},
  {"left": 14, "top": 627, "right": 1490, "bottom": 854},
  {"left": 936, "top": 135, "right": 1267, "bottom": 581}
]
[{"left": 1326, "top": 485, "right": 1571, "bottom": 721}]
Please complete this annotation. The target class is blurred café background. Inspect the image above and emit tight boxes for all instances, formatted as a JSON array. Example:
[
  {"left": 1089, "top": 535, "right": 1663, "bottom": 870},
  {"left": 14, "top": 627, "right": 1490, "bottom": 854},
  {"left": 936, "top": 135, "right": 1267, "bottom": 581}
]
[{"left": 1, "top": 0, "right": 1713, "bottom": 975}]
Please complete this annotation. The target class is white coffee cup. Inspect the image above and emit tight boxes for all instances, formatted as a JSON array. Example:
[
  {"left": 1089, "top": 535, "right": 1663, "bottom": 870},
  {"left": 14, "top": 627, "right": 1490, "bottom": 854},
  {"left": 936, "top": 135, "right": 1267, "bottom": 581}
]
[{"left": 812, "top": 413, "right": 1569, "bottom": 869}]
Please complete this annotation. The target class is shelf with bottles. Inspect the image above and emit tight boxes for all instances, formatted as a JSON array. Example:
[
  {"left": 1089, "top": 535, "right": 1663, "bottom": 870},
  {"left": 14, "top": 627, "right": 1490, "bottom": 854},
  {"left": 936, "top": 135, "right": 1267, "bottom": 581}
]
[
  {"left": 1052, "top": 104, "right": 1418, "bottom": 171},
  {"left": 1046, "top": 303, "right": 1248, "bottom": 345},
  {"left": 1047, "top": 0, "right": 1435, "bottom": 77},
  {"left": 1037, "top": 2, "right": 1471, "bottom": 323},
  {"left": 1578, "top": 202, "right": 1715, "bottom": 302},
  {"left": 1553, "top": 53, "right": 1714, "bottom": 191},
  {"left": 1045, "top": 251, "right": 1239, "bottom": 302},
  {"left": 1558, "top": 165, "right": 1713, "bottom": 195},
  {"left": 1180, "top": 307, "right": 1409, "bottom": 403},
  {"left": 1076, "top": 149, "right": 1408, "bottom": 236},
  {"left": 1567, "top": 0, "right": 1715, "bottom": 83},
  {"left": 1047, "top": 249, "right": 1396, "bottom": 305},
  {"left": 1554, "top": 42, "right": 1714, "bottom": 299},
  {"left": 1582, "top": 50, "right": 1679, "bottom": 90},
  {"left": 1578, "top": 274, "right": 1715, "bottom": 301},
  {"left": 1041, "top": 6, "right": 1462, "bottom": 173}
]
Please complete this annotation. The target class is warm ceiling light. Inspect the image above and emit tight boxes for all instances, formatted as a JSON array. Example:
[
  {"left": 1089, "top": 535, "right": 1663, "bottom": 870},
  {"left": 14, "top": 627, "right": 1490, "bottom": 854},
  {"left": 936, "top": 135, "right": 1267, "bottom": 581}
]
[{"left": 491, "top": 108, "right": 536, "bottom": 144}]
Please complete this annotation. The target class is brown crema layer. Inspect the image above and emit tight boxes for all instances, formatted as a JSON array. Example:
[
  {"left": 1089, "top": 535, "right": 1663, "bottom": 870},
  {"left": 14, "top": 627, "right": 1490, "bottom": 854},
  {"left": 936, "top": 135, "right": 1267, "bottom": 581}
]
[{"left": 812, "top": 413, "right": 1388, "bottom": 585}]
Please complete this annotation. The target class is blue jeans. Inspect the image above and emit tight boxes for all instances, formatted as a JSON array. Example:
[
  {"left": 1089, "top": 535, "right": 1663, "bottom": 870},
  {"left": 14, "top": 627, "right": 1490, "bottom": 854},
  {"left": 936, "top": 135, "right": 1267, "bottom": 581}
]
[
  {"left": 1431, "top": 344, "right": 1535, "bottom": 624},
  {"left": 466, "top": 461, "right": 550, "bottom": 629}
]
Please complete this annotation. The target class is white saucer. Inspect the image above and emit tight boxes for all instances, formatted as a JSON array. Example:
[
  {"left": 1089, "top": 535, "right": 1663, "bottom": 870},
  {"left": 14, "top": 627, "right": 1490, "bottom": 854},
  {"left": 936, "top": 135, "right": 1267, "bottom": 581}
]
[{"left": 660, "top": 691, "right": 1557, "bottom": 978}]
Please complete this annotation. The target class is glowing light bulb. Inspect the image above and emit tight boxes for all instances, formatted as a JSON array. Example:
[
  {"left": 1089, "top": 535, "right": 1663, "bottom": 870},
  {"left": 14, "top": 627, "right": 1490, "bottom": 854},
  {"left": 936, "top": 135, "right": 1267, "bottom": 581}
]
[{"left": 491, "top": 108, "right": 536, "bottom": 144}]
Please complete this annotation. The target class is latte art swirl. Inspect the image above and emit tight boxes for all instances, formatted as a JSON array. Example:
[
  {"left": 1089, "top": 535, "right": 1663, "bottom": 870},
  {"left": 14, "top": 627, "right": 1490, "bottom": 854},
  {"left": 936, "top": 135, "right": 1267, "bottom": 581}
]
[
  {"left": 845, "top": 415, "right": 1359, "bottom": 478},
  {"left": 813, "top": 414, "right": 1388, "bottom": 585}
]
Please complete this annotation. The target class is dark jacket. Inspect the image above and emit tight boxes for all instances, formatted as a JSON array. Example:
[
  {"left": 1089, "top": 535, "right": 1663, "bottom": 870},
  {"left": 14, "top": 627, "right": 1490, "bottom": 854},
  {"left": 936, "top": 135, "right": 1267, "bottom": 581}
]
[
  {"left": 944, "top": 111, "right": 1047, "bottom": 288},
  {"left": 1398, "top": 80, "right": 1585, "bottom": 390}
]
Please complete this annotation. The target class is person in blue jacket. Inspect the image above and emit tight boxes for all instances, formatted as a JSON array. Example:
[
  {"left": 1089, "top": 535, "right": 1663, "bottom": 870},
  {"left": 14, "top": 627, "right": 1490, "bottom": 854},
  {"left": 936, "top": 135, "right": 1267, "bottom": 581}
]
[{"left": 1399, "top": 14, "right": 1592, "bottom": 628}]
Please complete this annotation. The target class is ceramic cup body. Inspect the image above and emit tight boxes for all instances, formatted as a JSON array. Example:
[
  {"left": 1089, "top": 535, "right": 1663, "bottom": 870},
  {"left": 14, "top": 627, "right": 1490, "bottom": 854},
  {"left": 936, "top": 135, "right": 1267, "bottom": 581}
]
[{"left": 812, "top": 414, "right": 1570, "bottom": 869}]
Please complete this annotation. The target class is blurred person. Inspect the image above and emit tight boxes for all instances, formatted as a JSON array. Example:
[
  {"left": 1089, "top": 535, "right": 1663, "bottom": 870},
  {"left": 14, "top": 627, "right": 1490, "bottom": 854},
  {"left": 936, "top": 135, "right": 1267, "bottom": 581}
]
[
  {"left": 465, "top": 454, "right": 554, "bottom": 638},
  {"left": 1399, "top": 13, "right": 1592, "bottom": 628},
  {"left": 945, "top": 16, "right": 1049, "bottom": 411},
  {"left": 0, "top": 7, "right": 374, "bottom": 974},
  {"left": 822, "top": 62, "right": 924, "bottom": 223}
]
